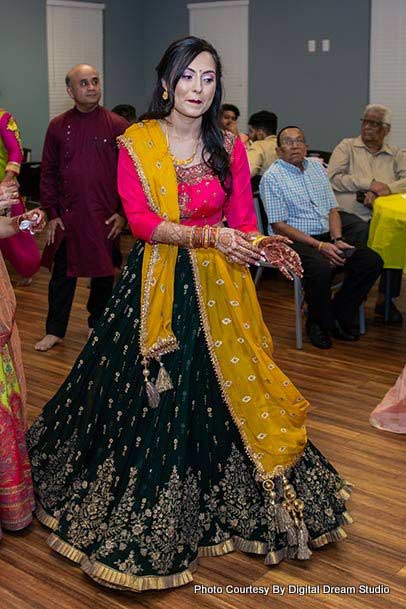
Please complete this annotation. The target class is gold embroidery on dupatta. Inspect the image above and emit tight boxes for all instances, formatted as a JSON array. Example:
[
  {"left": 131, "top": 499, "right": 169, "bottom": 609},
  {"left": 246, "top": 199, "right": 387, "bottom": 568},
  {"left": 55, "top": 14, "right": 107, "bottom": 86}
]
[
  {"left": 189, "top": 250, "right": 307, "bottom": 480},
  {"left": 117, "top": 132, "right": 178, "bottom": 362}
]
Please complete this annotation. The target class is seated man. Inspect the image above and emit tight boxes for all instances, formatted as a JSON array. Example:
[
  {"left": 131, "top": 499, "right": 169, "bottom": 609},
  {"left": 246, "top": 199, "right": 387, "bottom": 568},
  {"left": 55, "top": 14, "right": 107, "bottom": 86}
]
[
  {"left": 219, "top": 103, "right": 249, "bottom": 145},
  {"left": 260, "top": 126, "right": 383, "bottom": 349},
  {"left": 247, "top": 111, "right": 278, "bottom": 190},
  {"left": 328, "top": 104, "right": 406, "bottom": 323}
]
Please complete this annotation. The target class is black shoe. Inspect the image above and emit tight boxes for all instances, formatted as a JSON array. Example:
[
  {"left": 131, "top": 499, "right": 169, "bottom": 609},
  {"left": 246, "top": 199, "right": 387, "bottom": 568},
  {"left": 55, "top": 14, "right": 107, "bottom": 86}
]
[
  {"left": 306, "top": 321, "right": 332, "bottom": 349},
  {"left": 331, "top": 318, "right": 359, "bottom": 341},
  {"left": 375, "top": 301, "right": 403, "bottom": 324}
]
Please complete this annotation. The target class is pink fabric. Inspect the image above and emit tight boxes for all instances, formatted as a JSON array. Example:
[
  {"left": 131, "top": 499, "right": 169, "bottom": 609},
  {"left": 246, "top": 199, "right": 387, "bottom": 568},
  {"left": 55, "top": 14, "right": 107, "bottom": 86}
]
[
  {"left": 370, "top": 366, "right": 406, "bottom": 434},
  {"left": 0, "top": 200, "right": 41, "bottom": 278},
  {"left": 118, "top": 136, "right": 258, "bottom": 242},
  {"left": 0, "top": 112, "right": 23, "bottom": 169},
  {"left": 240, "top": 133, "right": 249, "bottom": 146}
]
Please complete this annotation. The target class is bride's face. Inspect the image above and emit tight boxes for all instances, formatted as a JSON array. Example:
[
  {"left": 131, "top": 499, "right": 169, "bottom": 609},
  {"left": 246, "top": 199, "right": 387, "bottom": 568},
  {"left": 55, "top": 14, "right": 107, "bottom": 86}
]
[{"left": 171, "top": 52, "right": 217, "bottom": 119}]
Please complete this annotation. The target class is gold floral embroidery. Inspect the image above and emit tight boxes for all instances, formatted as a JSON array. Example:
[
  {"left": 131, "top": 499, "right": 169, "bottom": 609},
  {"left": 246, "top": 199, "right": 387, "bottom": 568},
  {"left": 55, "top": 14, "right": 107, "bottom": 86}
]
[
  {"left": 175, "top": 163, "right": 215, "bottom": 186},
  {"left": 64, "top": 457, "right": 116, "bottom": 548},
  {"left": 6, "top": 116, "right": 23, "bottom": 154}
]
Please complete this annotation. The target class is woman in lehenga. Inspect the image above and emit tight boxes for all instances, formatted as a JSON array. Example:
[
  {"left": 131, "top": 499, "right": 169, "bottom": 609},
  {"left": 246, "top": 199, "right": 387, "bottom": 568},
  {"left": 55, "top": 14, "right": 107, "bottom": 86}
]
[
  {"left": 26, "top": 37, "right": 352, "bottom": 592},
  {"left": 0, "top": 181, "right": 46, "bottom": 540}
]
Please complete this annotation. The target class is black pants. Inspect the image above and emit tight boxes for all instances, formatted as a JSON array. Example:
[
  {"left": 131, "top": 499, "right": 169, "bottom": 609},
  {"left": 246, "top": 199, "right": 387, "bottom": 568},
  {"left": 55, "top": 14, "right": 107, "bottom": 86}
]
[
  {"left": 46, "top": 241, "right": 114, "bottom": 338},
  {"left": 291, "top": 212, "right": 383, "bottom": 330},
  {"left": 339, "top": 210, "right": 403, "bottom": 299}
]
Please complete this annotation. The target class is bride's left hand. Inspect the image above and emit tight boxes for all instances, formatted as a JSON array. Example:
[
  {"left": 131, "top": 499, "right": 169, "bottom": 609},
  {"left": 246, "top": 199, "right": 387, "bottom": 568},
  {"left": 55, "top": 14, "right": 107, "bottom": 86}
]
[{"left": 258, "top": 236, "right": 303, "bottom": 281}]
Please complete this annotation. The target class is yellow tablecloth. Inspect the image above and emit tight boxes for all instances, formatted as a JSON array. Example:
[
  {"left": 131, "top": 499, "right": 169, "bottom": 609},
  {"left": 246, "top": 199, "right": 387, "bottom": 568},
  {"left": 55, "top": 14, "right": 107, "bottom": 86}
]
[{"left": 368, "top": 194, "right": 406, "bottom": 271}]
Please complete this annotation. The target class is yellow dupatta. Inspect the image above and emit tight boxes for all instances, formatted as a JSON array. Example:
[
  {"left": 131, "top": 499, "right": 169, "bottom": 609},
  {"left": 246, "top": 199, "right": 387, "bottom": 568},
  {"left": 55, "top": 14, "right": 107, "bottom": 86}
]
[{"left": 118, "top": 120, "right": 309, "bottom": 482}]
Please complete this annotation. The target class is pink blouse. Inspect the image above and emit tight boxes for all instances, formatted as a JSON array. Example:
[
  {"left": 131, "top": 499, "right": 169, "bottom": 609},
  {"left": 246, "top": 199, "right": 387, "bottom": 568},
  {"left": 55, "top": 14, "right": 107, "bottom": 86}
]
[{"left": 118, "top": 136, "right": 258, "bottom": 241}]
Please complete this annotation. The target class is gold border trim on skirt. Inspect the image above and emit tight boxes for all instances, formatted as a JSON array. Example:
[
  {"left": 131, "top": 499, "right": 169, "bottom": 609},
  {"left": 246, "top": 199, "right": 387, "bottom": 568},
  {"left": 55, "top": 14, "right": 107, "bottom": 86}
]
[
  {"left": 36, "top": 503, "right": 58, "bottom": 530},
  {"left": 39, "top": 520, "right": 351, "bottom": 592}
]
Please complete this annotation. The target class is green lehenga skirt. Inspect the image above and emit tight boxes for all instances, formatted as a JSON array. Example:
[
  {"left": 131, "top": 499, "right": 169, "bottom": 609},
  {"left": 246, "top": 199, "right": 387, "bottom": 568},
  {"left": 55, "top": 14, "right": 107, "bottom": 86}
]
[{"left": 26, "top": 243, "right": 352, "bottom": 592}]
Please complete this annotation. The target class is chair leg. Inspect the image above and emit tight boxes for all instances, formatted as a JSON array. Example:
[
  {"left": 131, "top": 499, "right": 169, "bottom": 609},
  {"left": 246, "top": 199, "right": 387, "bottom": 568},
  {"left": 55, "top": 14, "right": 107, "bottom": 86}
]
[
  {"left": 384, "top": 269, "right": 391, "bottom": 322},
  {"left": 254, "top": 266, "right": 264, "bottom": 287},
  {"left": 294, "top": 276, "right": 303, "bottom": 349},
  {"left": 359, "top": 303, "right": 366, "bottom": 335}
]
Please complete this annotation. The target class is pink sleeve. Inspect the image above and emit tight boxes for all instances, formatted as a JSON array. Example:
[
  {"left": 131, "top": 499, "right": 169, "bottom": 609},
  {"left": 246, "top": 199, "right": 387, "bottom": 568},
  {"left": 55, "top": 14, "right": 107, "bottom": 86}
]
[
  {"left": 117, "top": 146, "right": 164, "bottom": 241},
  {"left": 0, "top": 112, "right": 24, "bottom": 173},
  {"left": 224, "top": 137, "right": 258, "bottom": 233}
]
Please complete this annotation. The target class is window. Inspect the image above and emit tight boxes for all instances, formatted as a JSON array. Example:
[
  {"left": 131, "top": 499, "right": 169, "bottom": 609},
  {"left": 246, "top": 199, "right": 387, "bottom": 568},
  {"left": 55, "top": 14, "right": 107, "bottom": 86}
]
[
  {"left": 370, "top": 0, "right": 406, "bottom": 147},
  {"left": 188, "top": 0, "right": 249, "bottom": 132},
  {"left": 46, "top": 0, "right": 105, "bottom": 120}
]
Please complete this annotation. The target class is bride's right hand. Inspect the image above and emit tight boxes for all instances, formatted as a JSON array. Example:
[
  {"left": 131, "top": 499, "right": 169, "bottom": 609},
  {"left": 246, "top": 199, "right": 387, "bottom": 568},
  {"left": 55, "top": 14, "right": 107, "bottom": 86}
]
[{"left": 216, "top": 227, "right": 263, "bottom": 266}]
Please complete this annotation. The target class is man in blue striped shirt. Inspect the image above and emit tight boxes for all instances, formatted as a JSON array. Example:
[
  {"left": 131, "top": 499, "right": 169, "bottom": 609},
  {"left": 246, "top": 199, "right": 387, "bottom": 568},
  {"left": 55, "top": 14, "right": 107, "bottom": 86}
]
[{"left": 260, "top": 126, "right": 383, "bottom": 349}]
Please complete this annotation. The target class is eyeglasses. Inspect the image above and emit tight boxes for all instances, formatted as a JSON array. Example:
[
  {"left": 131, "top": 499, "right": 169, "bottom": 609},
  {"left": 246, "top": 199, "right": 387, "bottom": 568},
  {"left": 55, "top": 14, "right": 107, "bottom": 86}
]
[
  {"left": 360, "top": 118, "right": 389, "bottom": 129},
  {"left": 280, "top": 138, "right": 306, "bottom": 147}
]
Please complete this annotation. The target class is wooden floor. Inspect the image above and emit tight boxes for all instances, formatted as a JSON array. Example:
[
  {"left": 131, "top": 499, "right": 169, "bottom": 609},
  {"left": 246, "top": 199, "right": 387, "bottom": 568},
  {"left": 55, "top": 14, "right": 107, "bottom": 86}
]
[{"left": 1, "top": 235, "right": 405, "bottom": 609}]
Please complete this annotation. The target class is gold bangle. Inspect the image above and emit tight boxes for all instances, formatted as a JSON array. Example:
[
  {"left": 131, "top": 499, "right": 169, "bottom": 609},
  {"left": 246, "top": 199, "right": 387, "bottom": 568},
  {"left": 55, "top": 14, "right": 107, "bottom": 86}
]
[
  {"left": 188, "top": 226, "right": 196, "bottom": 248},
  {"left": 317, "top": 241, "right": 324, "bottom": 251},
  {"left": 194, "top": 227, "right": 203, "bottom": 248},
  {"left": 203, "top": 225, "right": 211, "bottom": 249},
  {"left": 202, "top": 225, "right": 208, "bottom": 249},
  {"left": 210, "top": 227, "right": 218, "bottom": 247},
  {"left": 251, "top": 234, "right": 267, "bottom": 247}
]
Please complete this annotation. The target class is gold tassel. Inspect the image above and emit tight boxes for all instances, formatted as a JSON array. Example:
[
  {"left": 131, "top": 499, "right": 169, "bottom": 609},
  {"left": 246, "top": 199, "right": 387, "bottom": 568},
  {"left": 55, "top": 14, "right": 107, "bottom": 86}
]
[
  {"left": 146, "top": 381, "right": 160, "bottom": 409},
  {"left": 142, "top": 357, "right": 160, "bottom": 409},
  {"left": 297, "top": 521, "right": 312, "bottom": 559},
  {"left": 155, "top": 362, "right": 173, "bottom": 393}
]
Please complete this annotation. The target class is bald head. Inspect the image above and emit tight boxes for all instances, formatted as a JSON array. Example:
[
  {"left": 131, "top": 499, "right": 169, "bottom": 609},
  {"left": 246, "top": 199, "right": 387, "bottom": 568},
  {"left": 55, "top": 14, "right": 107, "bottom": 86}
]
[
  {"left": 65, "top": 64, "right": 99, "bottom": 86},
  {"left": 65, "top": 64, "right": 101, "bottom": 113}
]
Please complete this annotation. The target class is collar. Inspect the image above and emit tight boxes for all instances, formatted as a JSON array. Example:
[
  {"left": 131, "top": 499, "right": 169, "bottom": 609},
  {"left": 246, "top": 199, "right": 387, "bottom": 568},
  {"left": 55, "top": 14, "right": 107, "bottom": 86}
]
[
  {"left": 353, "top": 135, "right": 394, "bottom": 156},
  {"left": 278, "top": 158, "right": 309, "bottom": 173},
  {"left": 73, "top": 104, "right": 101, "bottom": 117}
]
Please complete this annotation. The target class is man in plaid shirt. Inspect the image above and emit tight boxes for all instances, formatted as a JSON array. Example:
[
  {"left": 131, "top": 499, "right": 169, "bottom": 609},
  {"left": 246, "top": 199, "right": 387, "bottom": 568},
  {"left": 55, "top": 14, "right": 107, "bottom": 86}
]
[{"left": 260, "top": 126, "right": 383, "bottom": 349}]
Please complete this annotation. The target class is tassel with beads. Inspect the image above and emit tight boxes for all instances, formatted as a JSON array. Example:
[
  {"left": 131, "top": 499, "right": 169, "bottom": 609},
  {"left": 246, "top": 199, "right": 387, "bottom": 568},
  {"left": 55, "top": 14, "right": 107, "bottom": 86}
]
[
  {"left": 297, "top": 521, "right": 312, "bottom": 559},
  {"left": 155, "top": 361, "right": 173, "bottom": 393},
  {"left": 142, "top": 357, "right": 160, "bottom": 409}
]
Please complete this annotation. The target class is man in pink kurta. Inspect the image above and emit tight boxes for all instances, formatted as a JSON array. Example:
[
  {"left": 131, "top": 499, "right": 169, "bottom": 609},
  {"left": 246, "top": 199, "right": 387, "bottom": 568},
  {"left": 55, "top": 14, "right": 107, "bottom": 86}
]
[{"left": 36, "top": 64, "right": 127, "bottom": 351}]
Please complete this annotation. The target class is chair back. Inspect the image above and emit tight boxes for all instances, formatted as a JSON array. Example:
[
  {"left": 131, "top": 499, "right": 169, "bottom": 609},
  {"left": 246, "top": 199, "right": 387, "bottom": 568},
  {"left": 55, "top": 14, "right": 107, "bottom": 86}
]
[{"left": 253, "top": 194, "right": 270, "bottom": 236}]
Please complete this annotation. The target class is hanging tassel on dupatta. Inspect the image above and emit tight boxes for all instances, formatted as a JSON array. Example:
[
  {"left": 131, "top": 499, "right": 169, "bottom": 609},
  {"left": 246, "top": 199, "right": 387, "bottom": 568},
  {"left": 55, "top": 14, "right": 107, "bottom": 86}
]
[
  {"left": 280, "top": 475, "right": 312, "bottom": 559},
  {"left": 142, "top": 357, "right": 174, "bottom": 409},
  {"left": 155, "top": 359, "right": 173, "bottom": 393},
  {"left": 297, "top": 520, "right": 312, "bottom": 560},
  {"left": 142, "top": 358, "right": 160, "bottom": 409},
  {"left": 260, "top": 473, "right": 312, "bottom": 560}
]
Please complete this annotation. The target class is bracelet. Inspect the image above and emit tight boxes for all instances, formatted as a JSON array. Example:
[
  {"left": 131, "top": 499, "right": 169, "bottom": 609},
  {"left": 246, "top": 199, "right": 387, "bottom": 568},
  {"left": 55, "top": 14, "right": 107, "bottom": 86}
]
[
  {"left": 331, "top": 237, "right": 343, "bottom": 244},
  {"left": 193, "top": 227, "right": 203, "bottom": 248},
  {"left": 211, "top": 227, "right": 220, "bottom": 247},
  {"left": 202, "top": 225, "right": 211, "bottom": 249},
  {"left": 251, "top": 234, "right": 267, "bottom": 247},
  {"left": 188, "top": 225, "right": 197, "bottom": 248},
  {"left": 317, "top": 241, "right": 324, "bottom": 251},
  {"left": 190, "top": 225, "right": 220, "bottom": 249}
]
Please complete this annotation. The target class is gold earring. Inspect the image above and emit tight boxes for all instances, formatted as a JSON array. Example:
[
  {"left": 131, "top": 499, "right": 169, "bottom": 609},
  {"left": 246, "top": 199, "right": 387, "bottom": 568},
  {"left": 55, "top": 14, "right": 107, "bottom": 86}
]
[{"left": 162, "top": 90, "right": 169, "bottom": 101}]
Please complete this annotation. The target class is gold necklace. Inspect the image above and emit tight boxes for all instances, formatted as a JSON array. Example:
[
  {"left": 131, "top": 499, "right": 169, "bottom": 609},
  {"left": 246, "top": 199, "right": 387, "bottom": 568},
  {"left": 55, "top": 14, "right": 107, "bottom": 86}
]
[{"left": 165, "top": 126, "right": 200, "bottom": 166}]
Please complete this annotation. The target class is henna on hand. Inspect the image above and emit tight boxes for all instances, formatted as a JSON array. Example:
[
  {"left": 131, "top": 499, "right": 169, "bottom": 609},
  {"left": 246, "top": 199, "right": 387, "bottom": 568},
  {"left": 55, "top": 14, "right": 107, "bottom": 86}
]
[
  {"left": 216, "top": 227, "right": 262, "bottom": 266},
  {"left": 260, "top": 238, "right": 303, "bottom": 280}
]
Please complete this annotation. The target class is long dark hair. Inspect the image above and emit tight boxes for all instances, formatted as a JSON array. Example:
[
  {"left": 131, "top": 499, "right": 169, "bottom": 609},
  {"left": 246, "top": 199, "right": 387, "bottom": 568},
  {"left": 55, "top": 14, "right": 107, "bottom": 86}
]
[{"left": 143, "top": 36, "right": 231, "bottom": 192}]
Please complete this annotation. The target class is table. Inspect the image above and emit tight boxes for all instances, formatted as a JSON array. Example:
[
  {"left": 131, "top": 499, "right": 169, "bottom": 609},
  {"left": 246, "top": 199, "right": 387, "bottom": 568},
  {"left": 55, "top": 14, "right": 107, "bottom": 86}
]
[{"left": 368, "top": 194, "right": 406, "bottom": 319}]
